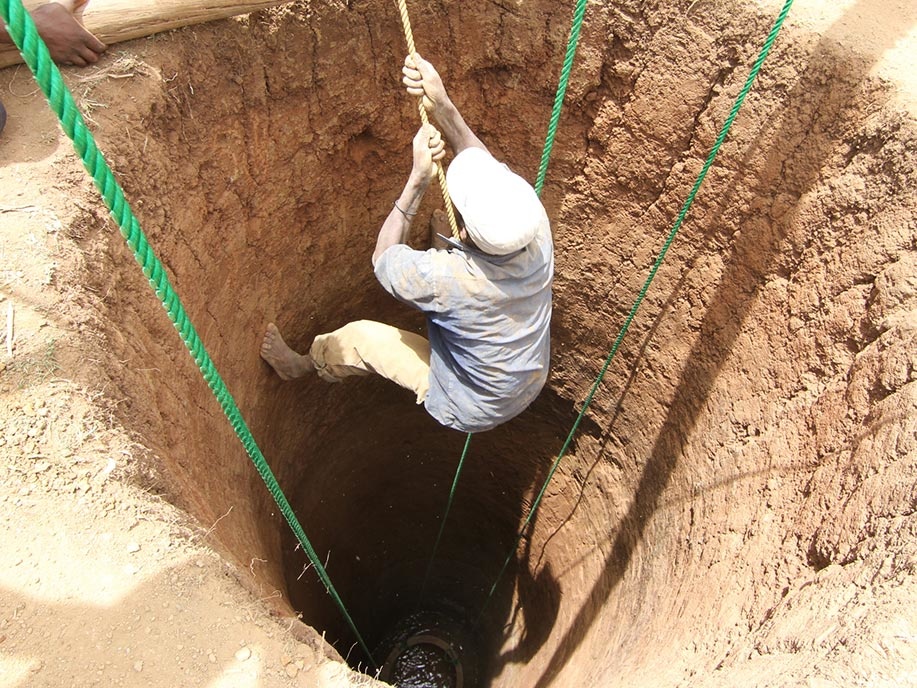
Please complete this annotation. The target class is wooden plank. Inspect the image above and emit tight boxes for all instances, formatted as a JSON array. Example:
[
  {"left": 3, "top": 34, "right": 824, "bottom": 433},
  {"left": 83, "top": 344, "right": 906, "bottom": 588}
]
[{"left": 0, "top": 0, "right": 293, "bottom": 68}]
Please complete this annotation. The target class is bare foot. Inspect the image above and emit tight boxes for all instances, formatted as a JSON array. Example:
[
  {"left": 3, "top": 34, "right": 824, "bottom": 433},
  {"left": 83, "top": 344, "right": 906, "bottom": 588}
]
[
  {"left": 260, "top": 323, "right": 314, "bottom": 380},
  {"left": 430, "top": 209, "right": 452, "bottom": 250}
]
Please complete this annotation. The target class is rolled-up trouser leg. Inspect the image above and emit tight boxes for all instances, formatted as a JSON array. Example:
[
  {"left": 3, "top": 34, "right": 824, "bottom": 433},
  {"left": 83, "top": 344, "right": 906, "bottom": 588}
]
[{"left": 308, "top": 320, "right": 431, "bottom": 403}]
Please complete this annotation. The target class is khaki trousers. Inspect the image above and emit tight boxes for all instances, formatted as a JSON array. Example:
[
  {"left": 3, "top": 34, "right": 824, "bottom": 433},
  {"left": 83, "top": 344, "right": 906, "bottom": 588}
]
[{"left": 309, "top": 320, "right": 431, "bottom": 403}]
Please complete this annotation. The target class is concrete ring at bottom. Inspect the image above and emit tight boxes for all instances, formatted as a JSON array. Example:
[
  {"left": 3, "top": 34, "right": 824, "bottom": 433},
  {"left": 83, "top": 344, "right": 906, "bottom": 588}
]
[{"left": 381, "top": 632, "right": 464, "bottom": 688}]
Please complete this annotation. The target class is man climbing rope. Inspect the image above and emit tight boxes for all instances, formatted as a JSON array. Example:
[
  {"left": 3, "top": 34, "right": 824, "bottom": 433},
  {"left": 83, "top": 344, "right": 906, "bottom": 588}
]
[
  {"left": 261, "top": 54, "right": 553, "bottom": 433},
  {"left": 0, "top": 0, "right": 107, "bottom": 135}
]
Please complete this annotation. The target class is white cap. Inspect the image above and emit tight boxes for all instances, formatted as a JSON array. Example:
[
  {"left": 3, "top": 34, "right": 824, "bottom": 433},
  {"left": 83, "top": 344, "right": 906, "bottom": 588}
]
[{"left": 446, "top": 148, "right": 543, "bottom": 255}]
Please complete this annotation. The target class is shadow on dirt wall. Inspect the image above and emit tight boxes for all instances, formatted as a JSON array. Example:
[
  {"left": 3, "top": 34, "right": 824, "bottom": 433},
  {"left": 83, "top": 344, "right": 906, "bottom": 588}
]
[{"left": 530, "top": 2, "right": 915, "bottom": 686}]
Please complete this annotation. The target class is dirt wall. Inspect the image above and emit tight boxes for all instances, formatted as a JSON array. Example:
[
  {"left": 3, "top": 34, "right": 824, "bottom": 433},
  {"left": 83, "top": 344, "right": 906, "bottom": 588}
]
[{"left": 60, "top": 0, "right": 917, "bottom": 685}]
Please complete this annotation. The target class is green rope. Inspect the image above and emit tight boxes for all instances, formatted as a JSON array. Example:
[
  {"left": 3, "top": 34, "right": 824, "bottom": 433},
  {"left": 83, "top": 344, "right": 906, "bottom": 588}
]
[
  {"left": 477, "top": 0, "right": 795, "bottom": 623},
  {"left": 0, "top": 0, "right": 375, "bottom": 667},
  {"left": 534, "top": 0, "right": 588, "bottom": 197},
  {"left": 419, "top": 432, "right": 472, "bottom": 604}
]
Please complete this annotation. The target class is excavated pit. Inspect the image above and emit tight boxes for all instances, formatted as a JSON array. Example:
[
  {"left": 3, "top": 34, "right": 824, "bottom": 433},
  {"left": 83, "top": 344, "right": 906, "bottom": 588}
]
[{"left": 75, "top": 0, "right": 916, "bottom": 685}]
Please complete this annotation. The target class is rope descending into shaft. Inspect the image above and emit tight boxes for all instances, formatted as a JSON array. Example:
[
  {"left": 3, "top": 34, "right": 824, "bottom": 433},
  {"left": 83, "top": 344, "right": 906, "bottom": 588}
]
[
  {"left": 535, "top": 0, "right": 588, "bottom": 198},
  {"left": 396, "top": 0, "right": 472, "bottom": 602},
  {"left": 418, "top": 432, "right": 472, "bottom": 604},
  {"left": 476, "top": 0, "right": 796, "bottom": 623},
  {"left": 396, "top": 0, "right": 461, "bottom": 240},
  {"left": 0, "top": 0, "right": 376, "bottom": 667},
  {"left": 473, "top": 0, "right": 591, "bottom": 625}
]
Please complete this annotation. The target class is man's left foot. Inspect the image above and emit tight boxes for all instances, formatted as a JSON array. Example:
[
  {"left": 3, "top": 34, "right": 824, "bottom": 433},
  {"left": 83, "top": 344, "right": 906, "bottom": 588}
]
[{"left": 260, "top": 323, "right": 314, "bottom": 380}]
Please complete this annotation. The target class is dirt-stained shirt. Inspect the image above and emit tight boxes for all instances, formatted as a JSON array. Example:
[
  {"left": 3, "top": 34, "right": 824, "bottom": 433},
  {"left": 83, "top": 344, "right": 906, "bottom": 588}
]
[{"left": 374, "top": 213, "right": 553, "bottom": 432}]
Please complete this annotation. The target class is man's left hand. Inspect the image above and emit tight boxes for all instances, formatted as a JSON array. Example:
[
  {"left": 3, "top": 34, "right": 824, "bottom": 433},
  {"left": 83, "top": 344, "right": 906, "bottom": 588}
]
[{"left": 411, "top": 124, "right": 446, "bottom": 181}]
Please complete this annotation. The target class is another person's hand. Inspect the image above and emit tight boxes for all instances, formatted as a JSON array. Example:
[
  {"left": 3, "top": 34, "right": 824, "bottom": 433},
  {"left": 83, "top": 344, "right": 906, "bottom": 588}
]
[
  {"left": 403, "top": 53, "right": 449, "bottom": 117},
  {"left": 32, "top": 1, "right": 106, "bottom": 66},
  {"left": 411, "top": 124, "right": 445, "bottom": 182}
]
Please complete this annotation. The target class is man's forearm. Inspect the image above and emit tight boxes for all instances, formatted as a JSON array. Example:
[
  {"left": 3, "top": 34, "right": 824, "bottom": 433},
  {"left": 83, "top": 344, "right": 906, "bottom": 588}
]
[
  {"left": 434, "top": 97, "right": 487, "bottom": 156},
  {"left": 372, "top": 173, "right": 430, "bottom": 265}
]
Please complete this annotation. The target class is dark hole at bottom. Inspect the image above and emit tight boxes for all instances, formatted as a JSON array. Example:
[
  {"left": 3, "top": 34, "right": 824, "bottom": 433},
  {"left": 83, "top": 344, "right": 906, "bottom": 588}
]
[{"left": 377, "top": 610, "right": 481, "bottom": 688}]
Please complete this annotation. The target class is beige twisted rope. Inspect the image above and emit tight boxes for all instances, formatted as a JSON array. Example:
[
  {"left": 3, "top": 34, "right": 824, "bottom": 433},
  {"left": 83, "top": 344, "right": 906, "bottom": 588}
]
[{"left": 396, "top": 0, "right": 460, "bottom": 240}]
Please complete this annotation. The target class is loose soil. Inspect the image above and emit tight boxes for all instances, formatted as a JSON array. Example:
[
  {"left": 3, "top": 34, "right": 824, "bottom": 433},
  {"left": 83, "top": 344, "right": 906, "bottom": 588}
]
[{"left": 1, "top": 1, "right": 915, "bottom": 687}]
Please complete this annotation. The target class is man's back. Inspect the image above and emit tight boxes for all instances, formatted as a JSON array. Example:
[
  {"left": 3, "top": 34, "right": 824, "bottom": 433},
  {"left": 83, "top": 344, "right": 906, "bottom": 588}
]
[{"left": 375, "top": 210, "right": 553, "bottom": 432}]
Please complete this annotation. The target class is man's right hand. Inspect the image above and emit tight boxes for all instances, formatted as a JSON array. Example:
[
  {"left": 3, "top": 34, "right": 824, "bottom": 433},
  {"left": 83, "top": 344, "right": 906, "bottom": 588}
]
[
  {"left": 403, "top": 52, "right": 488, "bottom": 157},
  {"left": 32, "top": 2, "right": 107, "bottom": 66},
  {"left": 403, "top": 53, "right": 449, "bottom": 118}
]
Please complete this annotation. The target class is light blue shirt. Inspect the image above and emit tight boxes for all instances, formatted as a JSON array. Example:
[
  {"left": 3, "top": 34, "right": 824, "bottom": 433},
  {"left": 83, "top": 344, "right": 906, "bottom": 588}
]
[{"left": 374, "top": 213, "right": 553, "bottom": 432}]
